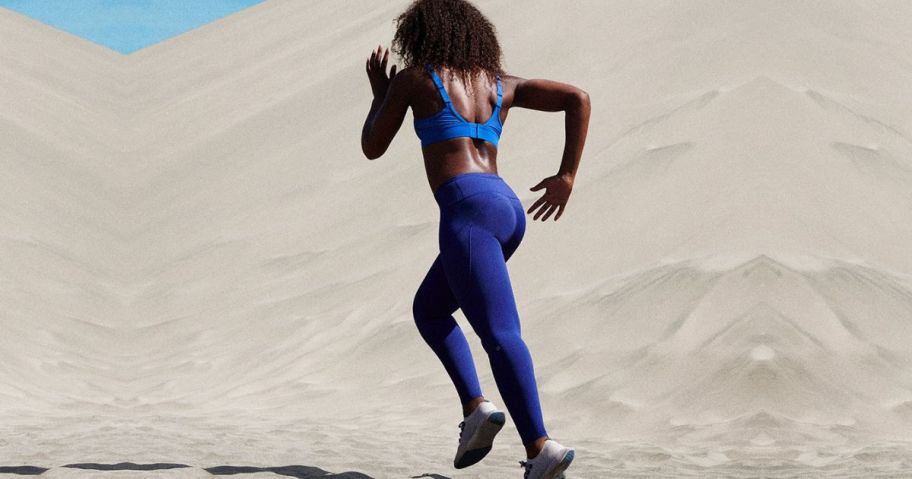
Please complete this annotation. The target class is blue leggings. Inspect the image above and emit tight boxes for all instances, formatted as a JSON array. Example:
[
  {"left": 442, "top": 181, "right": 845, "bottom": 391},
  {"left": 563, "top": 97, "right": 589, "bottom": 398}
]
[{"left": 412, "top": 172, "right": 548, "bottom": 446}]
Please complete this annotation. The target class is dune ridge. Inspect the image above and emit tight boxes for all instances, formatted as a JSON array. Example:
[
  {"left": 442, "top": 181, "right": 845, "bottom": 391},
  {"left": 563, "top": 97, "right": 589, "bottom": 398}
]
[{"left": 3, "top": 0, "right": 912, "bottom": 477}]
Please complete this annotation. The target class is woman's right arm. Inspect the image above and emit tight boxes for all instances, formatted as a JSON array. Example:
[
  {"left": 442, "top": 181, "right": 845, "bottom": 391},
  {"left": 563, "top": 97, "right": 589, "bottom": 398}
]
[{"left": 511, "top": 76, "right": 591, "bottom": 221}]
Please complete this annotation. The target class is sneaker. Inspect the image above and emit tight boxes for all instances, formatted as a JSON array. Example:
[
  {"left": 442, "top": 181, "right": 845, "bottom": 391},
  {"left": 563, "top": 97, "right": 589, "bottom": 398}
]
[
  {"left": 453, "top": 400, "right": 506, "bottom": 469},
  {"left": 518, "top": 439, "right": 575, "bottom": 479}
]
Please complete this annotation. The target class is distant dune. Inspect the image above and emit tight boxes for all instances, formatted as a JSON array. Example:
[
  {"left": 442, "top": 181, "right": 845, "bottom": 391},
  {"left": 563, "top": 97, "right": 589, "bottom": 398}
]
[{"left": 2, "top": 0, "right": 912, "bottom": 477}]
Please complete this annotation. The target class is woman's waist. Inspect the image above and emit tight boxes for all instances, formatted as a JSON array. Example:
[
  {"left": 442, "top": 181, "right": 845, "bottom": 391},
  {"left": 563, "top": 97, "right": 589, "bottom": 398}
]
[{"left": 433, "top": 171, "right": 519, "bottom": 208}]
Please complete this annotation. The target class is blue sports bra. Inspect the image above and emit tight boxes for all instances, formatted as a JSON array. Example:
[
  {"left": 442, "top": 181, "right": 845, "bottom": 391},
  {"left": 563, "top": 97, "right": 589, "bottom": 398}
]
[{"left": 413, "top": 63, "right": 503, "bottom": 147}]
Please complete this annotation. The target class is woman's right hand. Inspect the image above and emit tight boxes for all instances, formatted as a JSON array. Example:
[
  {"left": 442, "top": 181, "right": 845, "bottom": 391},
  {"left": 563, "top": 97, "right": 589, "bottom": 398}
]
[{"left": 527, "top": 173, "right": 574, "bottom": 221}]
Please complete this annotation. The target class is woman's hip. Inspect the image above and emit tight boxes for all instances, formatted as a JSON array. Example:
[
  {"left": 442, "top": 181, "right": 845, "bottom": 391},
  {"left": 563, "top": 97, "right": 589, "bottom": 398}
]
[{"left": 436, "top": 173, "right": 524, "bottom": 245}]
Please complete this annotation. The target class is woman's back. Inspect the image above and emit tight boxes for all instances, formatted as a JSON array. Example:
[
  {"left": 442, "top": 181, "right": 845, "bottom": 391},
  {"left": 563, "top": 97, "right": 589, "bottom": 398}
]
[
  {"left": 413, "top": 64, "right": 504, "bottom": 149},
  {"left": 405, "top": 64, "right": 511, "bottom": 191}
]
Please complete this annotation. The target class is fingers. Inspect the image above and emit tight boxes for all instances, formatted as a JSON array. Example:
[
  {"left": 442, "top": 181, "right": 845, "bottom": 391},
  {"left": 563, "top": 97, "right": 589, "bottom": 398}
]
[
  {"left": 367, "top": 45, "right": 395, "bottom": 78},
  {"left": 531, "top": 202, "right": 548, "bottom": 221},
  {"left": 368, "top": 44, "right": 382, "bottom": 70},
  {"left": 528, "top": 196, "right": 566, "bottom": 221},
  {"left": 527, "top": 195, "right": 547, "bottom": 215},
  {"left": 529, "top": 197, "right": 550, "bottom": 221},
  {"left": 543, "top": 203, "right": 560, "bottom": 221},
  {"left": 535, "top": 203, "right": 557, "bottom": 221}
]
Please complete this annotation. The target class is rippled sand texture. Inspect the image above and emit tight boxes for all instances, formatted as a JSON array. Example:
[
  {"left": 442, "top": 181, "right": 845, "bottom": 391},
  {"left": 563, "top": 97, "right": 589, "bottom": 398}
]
[{"left": 2, "top": 0, "right": 912, "bottom": 477}]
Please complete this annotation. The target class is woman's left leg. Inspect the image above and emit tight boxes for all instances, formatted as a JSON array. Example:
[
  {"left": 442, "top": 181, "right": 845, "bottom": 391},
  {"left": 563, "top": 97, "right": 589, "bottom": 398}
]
[{"left": 412, "top": 254, "right": 484, "bottom": 409}]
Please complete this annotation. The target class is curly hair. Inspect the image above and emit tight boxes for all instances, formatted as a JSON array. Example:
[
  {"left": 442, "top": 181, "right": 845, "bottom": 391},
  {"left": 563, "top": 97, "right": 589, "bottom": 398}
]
[{"left": 391, "top": 0, "right": 504, "bottom": 92}]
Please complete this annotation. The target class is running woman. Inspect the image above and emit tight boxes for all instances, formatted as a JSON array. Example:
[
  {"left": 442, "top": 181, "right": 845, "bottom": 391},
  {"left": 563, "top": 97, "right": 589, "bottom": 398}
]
[{"left": 361, "top": 1, "right": 590, "bottom": 477}]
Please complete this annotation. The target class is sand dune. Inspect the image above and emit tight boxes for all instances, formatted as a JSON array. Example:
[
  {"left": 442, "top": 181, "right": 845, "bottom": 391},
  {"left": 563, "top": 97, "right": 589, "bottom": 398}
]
[{"left": 2, "top": 0, "right": 912, "bottom": 477}]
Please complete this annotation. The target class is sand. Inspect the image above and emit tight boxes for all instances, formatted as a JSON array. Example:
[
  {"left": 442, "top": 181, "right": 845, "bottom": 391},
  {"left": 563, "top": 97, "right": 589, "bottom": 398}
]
[{"left": 2, "top": 0, "right": 912, "bottom": 477}]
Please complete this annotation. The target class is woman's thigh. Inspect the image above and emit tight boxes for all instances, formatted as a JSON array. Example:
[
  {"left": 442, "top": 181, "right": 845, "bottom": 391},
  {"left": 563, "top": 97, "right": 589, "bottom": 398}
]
[
  {"left": 438, "top": 194, "right": 524, "bottom": 347},
  {"left": 412, "top": 254, "right": 459, "bottom": 319}
]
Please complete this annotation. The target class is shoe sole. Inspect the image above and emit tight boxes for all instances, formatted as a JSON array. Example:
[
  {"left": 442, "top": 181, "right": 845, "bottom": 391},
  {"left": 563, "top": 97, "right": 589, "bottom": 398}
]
[
  {"left": 546, "top": 449, "right": 574, "bottom": 479},
  {"left": 453, "top": 412, "right": 506, "bottom": 469}
]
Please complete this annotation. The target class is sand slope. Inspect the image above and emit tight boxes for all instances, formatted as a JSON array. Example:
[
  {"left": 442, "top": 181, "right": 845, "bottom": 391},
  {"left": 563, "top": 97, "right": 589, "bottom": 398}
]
[{"left": 2, "top": 0, "right": 912, "bottom": 477}]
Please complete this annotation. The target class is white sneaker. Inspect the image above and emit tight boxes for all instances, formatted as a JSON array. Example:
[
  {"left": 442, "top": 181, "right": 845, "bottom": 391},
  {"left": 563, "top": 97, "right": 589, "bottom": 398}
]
[
  {"left": 518, "top": 439, "right": 575, "bottom": 479},
  {"left": 453, "top": 400, "right": 506, "bottom": 469}
]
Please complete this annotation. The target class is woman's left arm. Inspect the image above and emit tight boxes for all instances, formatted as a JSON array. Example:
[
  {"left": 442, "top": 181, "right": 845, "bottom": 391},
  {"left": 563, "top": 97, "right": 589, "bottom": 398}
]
[{"left": 362, "top": 45, "right": 410, "bottom": 160}]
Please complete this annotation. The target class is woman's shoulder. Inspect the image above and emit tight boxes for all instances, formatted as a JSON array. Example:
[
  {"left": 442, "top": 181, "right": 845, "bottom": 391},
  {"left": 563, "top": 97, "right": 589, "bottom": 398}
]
[
  {"left": 499, "top": 72, "right": 524, "bottom": 84},
  {"left": 398, "top": 64, "right": 430, "bottom": 78},
  {"left": 393, "top": 64, "right": 432, "bottom": 89}
]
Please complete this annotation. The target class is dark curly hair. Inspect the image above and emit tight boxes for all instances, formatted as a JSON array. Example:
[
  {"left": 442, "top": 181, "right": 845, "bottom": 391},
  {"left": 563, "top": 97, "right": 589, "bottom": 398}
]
[{"left": 391, "top": 0, "right": 504, "bottom": 92}]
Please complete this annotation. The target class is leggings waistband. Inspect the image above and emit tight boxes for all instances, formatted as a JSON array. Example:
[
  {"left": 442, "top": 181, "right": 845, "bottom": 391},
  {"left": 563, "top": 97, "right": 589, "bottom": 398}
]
[{"left": 433, "top": 172, "right": 517, "bottom": 208}]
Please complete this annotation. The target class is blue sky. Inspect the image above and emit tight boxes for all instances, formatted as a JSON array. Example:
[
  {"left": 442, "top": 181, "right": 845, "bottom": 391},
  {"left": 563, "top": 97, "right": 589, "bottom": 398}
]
[{"left": 0, "top": 0, "right": 264, "bottom": 54}]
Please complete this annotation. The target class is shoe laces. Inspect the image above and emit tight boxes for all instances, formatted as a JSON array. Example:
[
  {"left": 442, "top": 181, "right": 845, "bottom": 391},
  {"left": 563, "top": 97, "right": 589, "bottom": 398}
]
[
  {"left": 458, "top": 420, "right": 465, "bottom": 441},
  {"left": 519, "top": 459, "right": 532, "bottom": 479}
]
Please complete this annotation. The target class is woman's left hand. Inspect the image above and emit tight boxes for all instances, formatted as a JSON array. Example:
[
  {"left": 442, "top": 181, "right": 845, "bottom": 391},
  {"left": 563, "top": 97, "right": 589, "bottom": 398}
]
[{"left": 366, "top": 44, "right": 398, "bottom": 99}]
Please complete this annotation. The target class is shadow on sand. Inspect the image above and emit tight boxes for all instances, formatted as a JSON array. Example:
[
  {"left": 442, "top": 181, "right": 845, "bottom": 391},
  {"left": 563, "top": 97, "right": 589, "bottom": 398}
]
[{"left": 0, "top": 463, "right": 453, "bottom": 478}]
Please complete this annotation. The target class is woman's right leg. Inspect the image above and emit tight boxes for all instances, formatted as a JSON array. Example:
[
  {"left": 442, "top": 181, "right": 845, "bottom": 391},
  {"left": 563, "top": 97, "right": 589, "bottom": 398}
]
[{"left": 438, "top": 191, "right": 548, "bottom": 448}]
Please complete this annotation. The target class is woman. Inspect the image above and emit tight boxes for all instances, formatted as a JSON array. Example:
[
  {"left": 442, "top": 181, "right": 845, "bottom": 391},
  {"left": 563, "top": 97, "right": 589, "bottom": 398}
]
[{"left": 361, "top": 1, "right": 590, "bottom": 477}]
